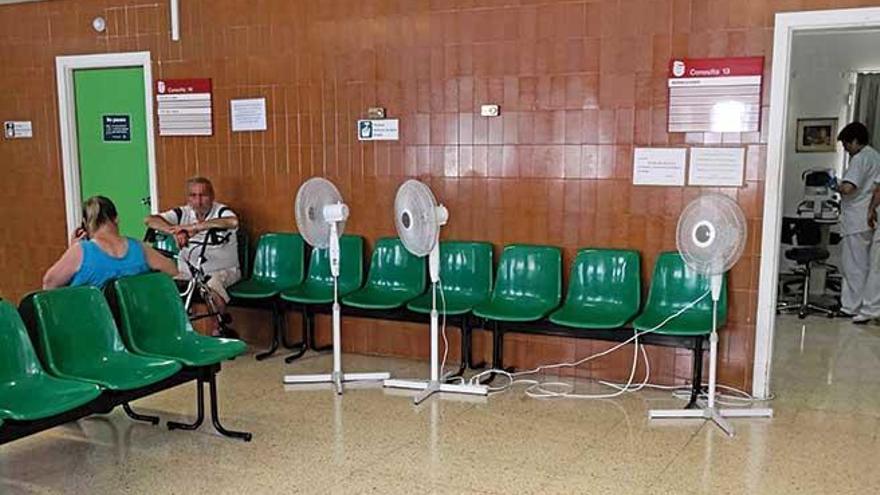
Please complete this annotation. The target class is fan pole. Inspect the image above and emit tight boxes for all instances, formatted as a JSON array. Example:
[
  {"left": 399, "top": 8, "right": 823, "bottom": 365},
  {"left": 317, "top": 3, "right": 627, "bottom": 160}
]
[
  {"left": 648, "top": 274, "right": 772, "bottom": 436},
  {"left": 283, "top": 219, "right": 390, "bottom": 392},
  {"left": 384, "top": 241, "right": 488, "bottom": 404}
]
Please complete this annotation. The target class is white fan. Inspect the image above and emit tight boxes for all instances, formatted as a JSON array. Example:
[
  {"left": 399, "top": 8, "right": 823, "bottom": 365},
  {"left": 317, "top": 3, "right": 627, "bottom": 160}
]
[
  {"left": 383, "top": 180, "right": 488, "bottom": 404},
  {"left": 649, "top": 193, "right": 772, "bottom": 436},
  {"left": 283, "top": 178, "right": 390, "bottom": 394}
]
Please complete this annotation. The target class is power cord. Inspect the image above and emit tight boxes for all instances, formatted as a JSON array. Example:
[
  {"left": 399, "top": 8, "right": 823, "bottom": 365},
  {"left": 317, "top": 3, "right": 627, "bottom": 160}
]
[{"left": 467, "top": 291, "right": 713, "bottom": 399}]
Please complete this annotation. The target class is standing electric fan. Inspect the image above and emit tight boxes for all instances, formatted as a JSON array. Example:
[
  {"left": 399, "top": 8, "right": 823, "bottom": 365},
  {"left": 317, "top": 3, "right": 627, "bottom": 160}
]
[
  {"left": 283, "top": 178, "right": 390, "bottom": 394},
  {"left": 649, "top": 193, "right": 772, "bottom": 436},
  {"left": 383, "top": 180, "right": 488, "bottom": 404}
]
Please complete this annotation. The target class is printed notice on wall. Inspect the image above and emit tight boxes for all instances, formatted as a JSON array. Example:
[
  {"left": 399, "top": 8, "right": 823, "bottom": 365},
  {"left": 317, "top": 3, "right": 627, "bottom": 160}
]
[
  {"left": 633, "top": 148, "right": 687, "bottom": 186},
  {"left": 4, "top": 121, "right": 32, "bottom": 139},
  {"left": 231, "top": 98, "right": 267, "bottom": 132},
  {"left": 667, "top": 57, "right": 764, "bottom": 133},
  {"left": 688, "top": 147, "right": 745, "bottom": 186},
  {"left": 357, "top": 119, "right": 399, "bottom": 141},
  {"left": 156, "top": 79, "right": 213, "bottom": 136}
]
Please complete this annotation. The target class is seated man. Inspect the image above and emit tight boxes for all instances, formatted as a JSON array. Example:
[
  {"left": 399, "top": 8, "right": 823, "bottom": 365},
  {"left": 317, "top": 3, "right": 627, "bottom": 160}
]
[{"left": 145, "top": 177, "right": 240, "bottom": 326}]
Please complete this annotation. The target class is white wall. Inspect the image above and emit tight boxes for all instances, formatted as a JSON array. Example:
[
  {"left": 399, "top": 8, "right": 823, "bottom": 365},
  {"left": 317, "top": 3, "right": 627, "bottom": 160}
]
[{"left": 780, "top": 30, "right": 880, "bottom": 272}]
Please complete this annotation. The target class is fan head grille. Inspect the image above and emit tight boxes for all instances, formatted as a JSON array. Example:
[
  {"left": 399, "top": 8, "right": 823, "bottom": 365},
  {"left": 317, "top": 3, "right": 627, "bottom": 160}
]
[
  {"left": 676, "top": 193, "right": 747, "bottom": 275},
  {"left": 295, "top": 177, "right": 346, "bottom": 249},
  {"left": 394, "top": 180, "right": 440, "bottom": 257}
]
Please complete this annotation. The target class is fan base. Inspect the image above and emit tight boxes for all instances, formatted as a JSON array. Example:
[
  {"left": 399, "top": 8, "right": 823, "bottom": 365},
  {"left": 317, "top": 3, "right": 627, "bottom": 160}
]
[
  {"left": 649, "top": 405, "right": 773, "bottom": 437},
  {"left": 383, "top": 379, "right": 488, "bottom": 405},
  {"left": 284, "top": 372, "right": 391, "bottom": 395}
]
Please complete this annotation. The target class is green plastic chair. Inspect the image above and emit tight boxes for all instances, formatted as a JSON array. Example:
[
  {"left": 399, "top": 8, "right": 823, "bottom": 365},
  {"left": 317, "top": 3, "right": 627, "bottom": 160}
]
[
  {"left": 280, "top": 235, "right": 365, "bottom": 304},
  {"left": 111, "top": 273, "right": 247, "bottom": 367},
  {"left": 632, "top": 252, "right": 727, "bottom": 336},
  {"left": 152, "top": 232, "right": 180, "bottom": 257},
  {"left": 342, "top": 237, "right": 426, "bottom": 310},
  {"left": 228, "top": 233, "right": 305, "bottom": 299},
  {"left": 472, "top": 244, "right": 562, "bottom": 322},
  {"left": 19, "top": 287, "right": 182, "bottom": 391},
  {"left": 407, "top": 241, "right": 493, "bottom": 315},
  {"left": 0, "top": 301, "right": 102, "bottom": 421},
  {"left": 549, "top": 249, "right": 641, "bottom": 329}
]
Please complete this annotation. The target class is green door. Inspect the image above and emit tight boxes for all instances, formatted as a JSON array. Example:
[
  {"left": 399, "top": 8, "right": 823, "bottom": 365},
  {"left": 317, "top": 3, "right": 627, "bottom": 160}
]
[{"left": 74, "top": 67, "right": 151, "bottom": 237}]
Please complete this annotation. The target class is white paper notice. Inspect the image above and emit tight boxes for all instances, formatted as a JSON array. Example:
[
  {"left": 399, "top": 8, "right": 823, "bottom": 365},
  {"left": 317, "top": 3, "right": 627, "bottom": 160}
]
[
  {"left": 230, "top": 98, "right": 267, "bottom": 132},
  {"left": 4, "top": 121, "right": 33, "bottom": 139},
  {"left": 633, "top": 148, "right": 687, "bottom": 186},
  {"left": 688, "top": 147, "right": 745, "bottom": 186}
]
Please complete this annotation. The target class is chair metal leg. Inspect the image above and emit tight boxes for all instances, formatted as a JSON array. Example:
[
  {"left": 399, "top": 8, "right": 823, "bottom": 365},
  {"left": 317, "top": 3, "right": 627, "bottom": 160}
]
[
  {"left": 686, "top": 337, "right": 704, "bottom": 409},
  {"left": 480, "top": 321, "right": 511, "bottom": 385},
  {"left": 308, "top": 310, "right": 333, "bottom": 352},
  {"left": 168, "top": 379, "right": 206, "bottom": 431},
  {"left": 284, "top": 303, "right": 309, "bottom": 363},
  {"left": 122, "top": 403, "right": 160, "bottom": 425},
  {"left": 444, "top": 318, "right": 467, "bottom": 382},
  {"left": 255, "top": 324, "right": 280, "bottom": 360},
  {"left": 208, "top": 373, "right": 252, "bottom": 442}
]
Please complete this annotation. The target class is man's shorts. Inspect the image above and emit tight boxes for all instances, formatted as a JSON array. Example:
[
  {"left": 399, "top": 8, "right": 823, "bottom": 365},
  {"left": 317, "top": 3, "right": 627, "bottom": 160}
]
[{"left": 176, "top": 267, "right": 241, "bottom": 303}]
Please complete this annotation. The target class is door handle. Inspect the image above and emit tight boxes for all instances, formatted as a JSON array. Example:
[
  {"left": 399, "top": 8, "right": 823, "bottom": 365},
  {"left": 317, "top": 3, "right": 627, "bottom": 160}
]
[{"left": 141, "top": 196, "right": 151, "bottom": 207}]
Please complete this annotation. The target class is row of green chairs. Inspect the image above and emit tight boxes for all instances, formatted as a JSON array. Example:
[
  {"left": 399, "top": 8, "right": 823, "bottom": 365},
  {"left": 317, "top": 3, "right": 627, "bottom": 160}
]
[
  {"left": 1, "top": 273, "right": 251, "bottom": 445},
  {"left": 228, "top": 232, "right": 724, "bottom": 381}
]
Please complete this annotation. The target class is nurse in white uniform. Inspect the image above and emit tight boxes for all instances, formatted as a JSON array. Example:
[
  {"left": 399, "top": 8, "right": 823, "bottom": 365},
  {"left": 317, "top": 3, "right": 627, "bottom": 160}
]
[{"left": 835, "top": 122, "right": 880, "bottom": 321}]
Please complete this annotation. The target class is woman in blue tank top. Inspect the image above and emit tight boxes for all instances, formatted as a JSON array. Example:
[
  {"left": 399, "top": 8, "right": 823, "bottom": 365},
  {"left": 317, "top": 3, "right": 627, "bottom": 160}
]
[{"left": 43, "top": 196, "right": 178, "bottom": 289}]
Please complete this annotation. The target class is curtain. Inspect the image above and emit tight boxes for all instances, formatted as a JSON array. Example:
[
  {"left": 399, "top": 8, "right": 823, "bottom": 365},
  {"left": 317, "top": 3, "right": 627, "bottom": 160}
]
[{"left": 854, "top": 73, "right": 880, "bottom": 149}]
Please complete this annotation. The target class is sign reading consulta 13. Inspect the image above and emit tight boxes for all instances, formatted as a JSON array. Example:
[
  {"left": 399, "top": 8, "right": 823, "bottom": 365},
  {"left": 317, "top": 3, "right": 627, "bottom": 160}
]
[{"left": 667, "top": 57, "right": 764, "bottom": 133}]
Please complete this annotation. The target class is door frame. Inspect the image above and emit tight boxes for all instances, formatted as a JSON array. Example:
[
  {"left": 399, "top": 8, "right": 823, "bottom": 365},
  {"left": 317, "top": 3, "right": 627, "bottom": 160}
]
[
  {"left": 754, "top": 7, "right": 880, "bottom": 398},
  {"left": 55, "top": 51, "right": 158, "bottom": 237}
]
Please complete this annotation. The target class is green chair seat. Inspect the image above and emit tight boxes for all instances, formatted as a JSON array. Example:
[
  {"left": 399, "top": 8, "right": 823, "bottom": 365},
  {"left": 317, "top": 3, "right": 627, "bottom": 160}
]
[
  {"left": 342, "top": 237, "right": 425, "bottom": 310},
  {"left": 549, "top": 249, "right": 641, "bottom": 329},
  {"left": 408, "top": 292, "right": 484, "bottom": 315},
  {"left": 19, "top": 287, "right": 182, "bottom": 392},
  {"left": 631, "top": 252, "right": 726, "bottom": 336},
  {"left": 228, "top": 233, "right": 305, "bottom": 299},
  {"left": 280, "top": 235, "right": 365, "bottom": 305},
  {"left": 407, "top": 241, "right": 493, "bottom": 316},
  {"left": 343, "top": 286, "right": 421, "bottom": 310},
  {"left": 227, "top": 279, "right": 282, "bottom": 299},
  {"left": 111, "top": 273, "right": 247, "bottom": 367},
  {"left": 0, "top": 301, "right": 102, "bottom": 422},
  {"left": 472, "top": 244, "right": 562, "bottom": 322}
]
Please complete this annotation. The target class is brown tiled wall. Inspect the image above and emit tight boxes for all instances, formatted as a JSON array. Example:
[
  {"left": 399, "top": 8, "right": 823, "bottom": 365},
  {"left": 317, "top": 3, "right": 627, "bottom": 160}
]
[{"left": 3, "top": 0, "right": 869, "bottom": 390}]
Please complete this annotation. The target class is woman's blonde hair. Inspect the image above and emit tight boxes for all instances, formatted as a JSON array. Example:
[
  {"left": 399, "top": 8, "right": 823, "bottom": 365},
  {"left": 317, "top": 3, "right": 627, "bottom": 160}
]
[{"left": 82, "top": 195, "right": 118, "bottom": 233}]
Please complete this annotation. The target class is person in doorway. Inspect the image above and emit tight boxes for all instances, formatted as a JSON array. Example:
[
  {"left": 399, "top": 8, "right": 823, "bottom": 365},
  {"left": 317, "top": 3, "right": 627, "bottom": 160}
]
[
  {"left": 144, "top": 177, "right": 240, "bottom": 320},
  {"left": 834, "top": 122, "right": 880, "bottom": 322},
  {"left": 43, "top": 196, "right": 178, "bottom": 289}
]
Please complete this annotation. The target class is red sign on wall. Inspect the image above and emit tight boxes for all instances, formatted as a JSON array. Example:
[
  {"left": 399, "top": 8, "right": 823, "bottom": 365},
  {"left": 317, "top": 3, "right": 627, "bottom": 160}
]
[
  {"left": 667, "top": 57, "right": 765, "bottom": 133},
  {"left": 156, "top": 78, "right": 213, "bottom": 136}
]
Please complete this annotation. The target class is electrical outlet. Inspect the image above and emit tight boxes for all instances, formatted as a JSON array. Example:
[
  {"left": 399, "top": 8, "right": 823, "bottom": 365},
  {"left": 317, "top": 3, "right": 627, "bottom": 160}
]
[{"left": 480, "top": 104, "right": 500, "bottom": 117}]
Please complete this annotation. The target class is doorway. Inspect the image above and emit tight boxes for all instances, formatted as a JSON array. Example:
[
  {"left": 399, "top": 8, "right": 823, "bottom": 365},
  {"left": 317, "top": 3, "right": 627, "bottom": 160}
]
[
  {"left": 55, "top": 52, "right": 158, "bottom": 238},
  {"left": 755, "top": 8, "right": 880, "bottom": 399}
]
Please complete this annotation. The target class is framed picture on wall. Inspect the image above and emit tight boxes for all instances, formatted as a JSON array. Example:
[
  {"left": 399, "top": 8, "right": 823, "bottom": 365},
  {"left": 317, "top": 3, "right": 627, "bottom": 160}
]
[{"left": 796, "top": 118, "right": 838, "bottom": 153}]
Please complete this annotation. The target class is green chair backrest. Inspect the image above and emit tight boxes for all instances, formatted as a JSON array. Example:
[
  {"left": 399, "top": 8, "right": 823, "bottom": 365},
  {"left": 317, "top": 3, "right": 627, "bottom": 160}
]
[
  {"left": 565, "top": 249, "right": 640, "bottom": 309},
  {"left": 646, "top": 252, "right": 727, "bottom": 318},
  {"left": 0, "top": 301, "right": 43, "bottom": 381},
  {"left": 492, "top": 244, "right": 562, "bottom": 304},
  {"left": 20, "top": 287, "right": 130, "bottom": 376},
  {"left": 304, "top": 235, "right": 364, "bottom": 294},
  {"left": 153, "top": 232, "right": 180, "bottom": 256},
  {"left": 249, "top": 233, "right": 304, "bottom": 286},
  {"left": 110, "top": 273, "right": 193, "bottom": 355},
  {"left": 438, "top": 241, "right": 493, "bottom": 298},
  {"left": 364, "top": 237, "right": 426, "bottom": 293}
]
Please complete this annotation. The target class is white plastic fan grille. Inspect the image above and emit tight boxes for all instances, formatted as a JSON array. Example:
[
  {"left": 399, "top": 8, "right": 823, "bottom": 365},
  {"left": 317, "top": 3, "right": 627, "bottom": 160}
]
[
  {"left": 676, "top": 193, "right": 747, "bottom": 275},
  {"left": 295, "top": 177, "right": 345, "bottom": 249},
  {"left": 394, "top": 180, "right": 440, "bottom": 257}
]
